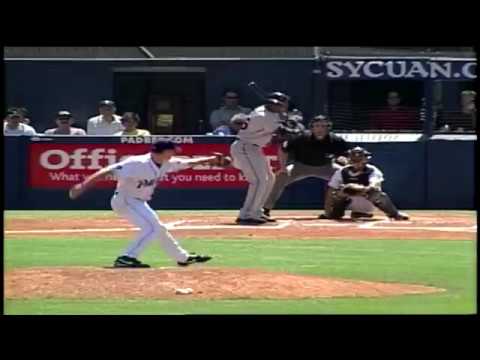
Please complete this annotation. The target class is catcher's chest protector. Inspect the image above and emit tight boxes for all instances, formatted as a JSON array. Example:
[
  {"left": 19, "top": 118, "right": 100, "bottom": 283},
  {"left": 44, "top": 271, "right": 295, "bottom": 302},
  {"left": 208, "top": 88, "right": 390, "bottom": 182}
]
[{"left": 341, "top": 165, "right": 374, "bottom": 186}]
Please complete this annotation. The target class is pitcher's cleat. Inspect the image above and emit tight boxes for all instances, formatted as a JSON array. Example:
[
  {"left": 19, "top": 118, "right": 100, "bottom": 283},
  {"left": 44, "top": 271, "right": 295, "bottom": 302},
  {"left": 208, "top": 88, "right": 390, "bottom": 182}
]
[
  {"left": 114, "top": 256, "right": 151, "bottom": 268},
  {"left": 177, "top": 254, "right": 212, "bottom": 267}
]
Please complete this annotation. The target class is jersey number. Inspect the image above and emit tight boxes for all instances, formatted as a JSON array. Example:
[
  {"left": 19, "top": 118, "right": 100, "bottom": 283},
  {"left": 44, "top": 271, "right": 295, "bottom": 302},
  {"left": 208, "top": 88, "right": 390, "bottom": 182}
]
[{"left": 136, "top": 179, "right": 156, "bottom": 189}]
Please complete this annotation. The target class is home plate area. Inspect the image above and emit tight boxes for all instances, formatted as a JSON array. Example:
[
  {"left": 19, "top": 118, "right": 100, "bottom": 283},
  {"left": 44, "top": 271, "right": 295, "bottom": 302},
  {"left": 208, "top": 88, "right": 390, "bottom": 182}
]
[
  {"left": 4, "top": 211, "right": 475, "bottom": 240},
  {"left": 168, "top": 211, "right": 475, "bottom": 241}
]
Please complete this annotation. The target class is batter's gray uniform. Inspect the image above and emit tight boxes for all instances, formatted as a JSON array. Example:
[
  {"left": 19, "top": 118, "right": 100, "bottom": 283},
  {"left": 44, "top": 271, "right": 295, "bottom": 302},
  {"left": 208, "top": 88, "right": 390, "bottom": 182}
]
[{"left": 230, "top": 106, "right": 282, "bottom": 220}]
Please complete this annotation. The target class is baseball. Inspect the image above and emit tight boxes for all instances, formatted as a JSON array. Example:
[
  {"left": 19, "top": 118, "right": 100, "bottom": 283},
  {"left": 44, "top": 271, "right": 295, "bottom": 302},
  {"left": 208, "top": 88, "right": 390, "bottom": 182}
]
[{"left": 175, "top": 288, "right": 193, "bottom": 295}]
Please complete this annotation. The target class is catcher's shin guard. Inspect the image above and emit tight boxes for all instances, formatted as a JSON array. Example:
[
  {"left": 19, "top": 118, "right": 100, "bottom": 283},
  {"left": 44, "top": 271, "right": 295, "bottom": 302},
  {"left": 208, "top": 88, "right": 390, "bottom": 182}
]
[
  {"left": 324, "top": 188, "right": 350, "bottom": 219},
  {"left": 365, "top": 189, "right": 400, "bottom": 218}
]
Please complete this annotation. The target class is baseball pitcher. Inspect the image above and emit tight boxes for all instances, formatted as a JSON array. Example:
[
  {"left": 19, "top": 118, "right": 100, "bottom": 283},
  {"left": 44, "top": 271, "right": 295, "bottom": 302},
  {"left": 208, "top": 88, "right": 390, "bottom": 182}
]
[{"left": 68, "top": 141, "right": 231, "bottom": 268}]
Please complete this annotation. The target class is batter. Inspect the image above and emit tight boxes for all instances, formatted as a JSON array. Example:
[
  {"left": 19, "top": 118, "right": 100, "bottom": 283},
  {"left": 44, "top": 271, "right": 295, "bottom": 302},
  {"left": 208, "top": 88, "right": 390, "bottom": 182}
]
[{"left": 230, "top": 96, "right": 291, "bottom": 225}]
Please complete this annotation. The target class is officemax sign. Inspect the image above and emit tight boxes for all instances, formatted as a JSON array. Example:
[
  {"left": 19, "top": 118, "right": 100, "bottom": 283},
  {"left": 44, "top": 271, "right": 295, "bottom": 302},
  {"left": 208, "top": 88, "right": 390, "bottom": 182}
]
[{"left": 324, "top": 60, "right": 476, "bottom": 79}]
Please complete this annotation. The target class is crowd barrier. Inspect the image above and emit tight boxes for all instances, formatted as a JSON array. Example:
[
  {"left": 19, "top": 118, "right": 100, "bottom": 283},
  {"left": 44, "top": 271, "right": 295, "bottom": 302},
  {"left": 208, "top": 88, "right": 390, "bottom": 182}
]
[{"left": 4, "top": 135, "right": 475, "bottom": 210}]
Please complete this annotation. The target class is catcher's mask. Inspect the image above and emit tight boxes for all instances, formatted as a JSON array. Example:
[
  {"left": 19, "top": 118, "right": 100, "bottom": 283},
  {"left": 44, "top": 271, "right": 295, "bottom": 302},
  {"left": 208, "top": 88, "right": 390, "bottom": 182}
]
[
  {"left": 309, "top": 115, "right": 332, "bottom": 130},
  {"left": 348, "top": 147, "right": 372, "bottom": 163}
]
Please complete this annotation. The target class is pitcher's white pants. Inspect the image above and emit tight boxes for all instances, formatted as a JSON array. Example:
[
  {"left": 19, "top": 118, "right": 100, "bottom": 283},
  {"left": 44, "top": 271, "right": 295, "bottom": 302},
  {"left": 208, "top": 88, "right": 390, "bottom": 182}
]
[{"left": 111, "top": 193, "right": 189, "bottom": 262}]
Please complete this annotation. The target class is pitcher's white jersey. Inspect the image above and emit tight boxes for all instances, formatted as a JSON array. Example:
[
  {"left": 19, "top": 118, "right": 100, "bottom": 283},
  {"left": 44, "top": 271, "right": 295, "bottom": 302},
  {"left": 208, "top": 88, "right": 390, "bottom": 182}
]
[
  {"left": 109, "top": 153, "right": 190, "bottom": 201},
  {"left": 236, "top": 106, "right": 282, "bottom": 147}
]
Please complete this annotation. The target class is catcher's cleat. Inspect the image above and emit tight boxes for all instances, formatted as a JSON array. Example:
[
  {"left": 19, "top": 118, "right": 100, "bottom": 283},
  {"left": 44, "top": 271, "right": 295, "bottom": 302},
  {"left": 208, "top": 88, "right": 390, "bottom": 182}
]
[
  {"left": 318, "top": 213, "right": 330, "bottom": 219},
  {"left": 262, "top": 208, "right": 271, "bottom": 217},
  {"left": 390, "top": 212, "right": 410, "bottom": 221},
  {"left": 114, "top": 256, "right": 150, "bottom": 268},
  {"left": 235, "top": 217, "right": 267, "bottom": 225},
  {"left": 351, "top": 212, "right": 374, "bottom": 219},
  {"left": 177, "top": 254, "right": 212, "bottom": 267}
]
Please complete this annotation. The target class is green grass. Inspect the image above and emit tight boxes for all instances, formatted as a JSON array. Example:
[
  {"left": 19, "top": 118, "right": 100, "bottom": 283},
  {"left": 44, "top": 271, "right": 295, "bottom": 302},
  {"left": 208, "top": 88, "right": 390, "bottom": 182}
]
[{"left": 4, "top": 232, "right": 476, "bottom": 315}]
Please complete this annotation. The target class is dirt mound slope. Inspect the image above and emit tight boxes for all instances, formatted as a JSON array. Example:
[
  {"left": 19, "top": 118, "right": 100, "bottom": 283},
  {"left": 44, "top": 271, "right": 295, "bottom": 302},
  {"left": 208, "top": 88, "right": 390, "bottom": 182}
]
[{"left": 5, "top": 267, "right": 444, "bottom": 300}]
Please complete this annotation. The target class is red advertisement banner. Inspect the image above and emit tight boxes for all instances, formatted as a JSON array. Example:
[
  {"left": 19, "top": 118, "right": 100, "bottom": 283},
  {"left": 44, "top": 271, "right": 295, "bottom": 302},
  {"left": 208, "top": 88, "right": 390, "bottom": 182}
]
[{"left": 28, "top": 143, "right": 279, "bottom": 189}]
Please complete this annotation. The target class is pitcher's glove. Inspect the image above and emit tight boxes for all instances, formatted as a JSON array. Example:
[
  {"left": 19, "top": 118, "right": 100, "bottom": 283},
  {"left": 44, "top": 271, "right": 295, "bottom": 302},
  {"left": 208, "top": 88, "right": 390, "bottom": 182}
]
[
  {"left": 341, "top": 183, "right": 368, "bottom": 196},
  {"left": 210, "top": 152, "right": 233, "bottom": 167}
]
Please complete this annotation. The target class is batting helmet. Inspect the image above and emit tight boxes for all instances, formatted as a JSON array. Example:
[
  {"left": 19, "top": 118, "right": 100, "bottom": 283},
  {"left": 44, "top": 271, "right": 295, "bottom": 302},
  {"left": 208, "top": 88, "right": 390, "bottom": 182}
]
[{"left": 268, "top": 92, "right": 290, "bottom": 103}]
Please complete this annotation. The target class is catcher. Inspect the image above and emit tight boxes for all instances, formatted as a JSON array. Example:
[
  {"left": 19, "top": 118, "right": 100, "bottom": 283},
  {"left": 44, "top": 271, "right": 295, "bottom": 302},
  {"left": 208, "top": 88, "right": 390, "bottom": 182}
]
[
  {"left": 323, "top": 146, "right": 409, "bottom": 221},
  {"left": 68, "top": 140, "right": 231, "bottom": 268}
]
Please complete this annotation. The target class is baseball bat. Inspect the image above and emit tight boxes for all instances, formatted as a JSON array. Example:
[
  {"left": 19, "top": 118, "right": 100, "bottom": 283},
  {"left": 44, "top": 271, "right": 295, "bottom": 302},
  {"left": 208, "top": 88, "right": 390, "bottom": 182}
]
[{"left": 247, "top": 81, "right": 269, "bottom": 100}]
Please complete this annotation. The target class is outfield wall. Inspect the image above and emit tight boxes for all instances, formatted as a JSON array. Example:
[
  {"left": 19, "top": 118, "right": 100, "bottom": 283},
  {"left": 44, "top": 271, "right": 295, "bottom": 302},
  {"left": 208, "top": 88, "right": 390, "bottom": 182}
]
[{"left": 4, "top": 136, "right": 475, "bottom": 210}]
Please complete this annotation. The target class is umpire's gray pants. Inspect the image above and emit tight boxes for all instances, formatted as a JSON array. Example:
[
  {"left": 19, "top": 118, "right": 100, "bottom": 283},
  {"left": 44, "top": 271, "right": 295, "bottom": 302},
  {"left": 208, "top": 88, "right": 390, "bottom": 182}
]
[
  {"left": 264, "top": 161, "right": 340, "bottom": 210},
  {"left": 230, "top": 140, "right": 275, "bottom": 220}
]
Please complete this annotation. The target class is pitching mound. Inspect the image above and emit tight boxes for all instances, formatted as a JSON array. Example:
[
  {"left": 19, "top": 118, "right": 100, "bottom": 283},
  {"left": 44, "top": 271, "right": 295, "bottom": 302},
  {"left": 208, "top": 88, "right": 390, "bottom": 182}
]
[{"left": 5, "top": 267, "right": 444, "bottom": 300}]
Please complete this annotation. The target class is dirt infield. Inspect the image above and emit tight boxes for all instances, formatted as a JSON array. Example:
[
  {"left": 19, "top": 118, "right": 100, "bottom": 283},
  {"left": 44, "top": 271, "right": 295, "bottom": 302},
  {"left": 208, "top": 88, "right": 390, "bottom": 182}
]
[
  {"left": 5, "top": 211, "right": 470, "bottom": 301},
  {"left": 5, "top": 267, "right": 444, "bottom": 300},
  {"left": 5, "top": 211, "right": 476, "bottom": 240}
]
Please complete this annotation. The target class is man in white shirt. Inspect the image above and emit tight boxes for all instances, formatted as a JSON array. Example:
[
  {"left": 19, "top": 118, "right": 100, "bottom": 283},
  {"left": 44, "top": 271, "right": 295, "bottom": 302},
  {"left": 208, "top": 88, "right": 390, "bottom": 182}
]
[
  {"left": 87, "top": 100, "right": 124, "bottom": 135},
  {"left": 229, "top": 97, "right": 300, "bottom": 225},
  {"left": 44, "top": 111, "right": 87, "bottom": 135},
  {"left": 3, "top": 109, "right": 37, "bottom": 136},
  {"left": 69, "top": 141, "right": 229, "bottom": 268},
  {"left": 324, "top": 147, "right": 409, "bottom": 221}
]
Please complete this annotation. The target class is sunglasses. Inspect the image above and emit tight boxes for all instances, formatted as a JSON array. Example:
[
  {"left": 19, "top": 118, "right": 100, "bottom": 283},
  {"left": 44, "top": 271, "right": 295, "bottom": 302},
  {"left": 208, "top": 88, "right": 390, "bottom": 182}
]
[{"left": 225, "top": 96, "right": 239, "bottom": 99}]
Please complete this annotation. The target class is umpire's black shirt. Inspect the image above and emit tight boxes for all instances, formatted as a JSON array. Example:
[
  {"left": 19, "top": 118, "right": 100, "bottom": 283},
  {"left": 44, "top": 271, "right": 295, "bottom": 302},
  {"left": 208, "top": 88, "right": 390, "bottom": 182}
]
[{"left": 282, "top": 131, "right": 350, "bottom": 166}]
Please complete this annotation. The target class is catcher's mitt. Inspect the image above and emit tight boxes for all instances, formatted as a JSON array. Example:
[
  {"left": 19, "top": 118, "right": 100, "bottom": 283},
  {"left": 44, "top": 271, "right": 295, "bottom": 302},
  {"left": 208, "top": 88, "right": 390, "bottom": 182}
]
[
  {"left": 210, "top": 152, "right": 233, "bottom": 167},
  {"left": 341, "top": 183, "right": 367, "bottom": 196}
]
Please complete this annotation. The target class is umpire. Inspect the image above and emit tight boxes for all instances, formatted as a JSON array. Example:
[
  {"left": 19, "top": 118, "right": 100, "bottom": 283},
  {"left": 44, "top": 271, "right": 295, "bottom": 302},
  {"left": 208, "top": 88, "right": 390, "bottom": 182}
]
[{"left": 263, "top": 115, "right": 350, "bottom": 219}]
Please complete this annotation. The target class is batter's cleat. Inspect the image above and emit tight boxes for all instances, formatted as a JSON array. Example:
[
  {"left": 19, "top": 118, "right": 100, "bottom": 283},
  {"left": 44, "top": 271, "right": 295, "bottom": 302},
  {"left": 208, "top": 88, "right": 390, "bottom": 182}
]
[
  {"left": 262, "top": 208, "right": 271, "bottom": 217},
  {"left": 390, "top": 212, "right": 410, "bottom": 221},
  {"left": 114, "top": 256, "right": 151, "bottom": 268},
  {"left": 351, "top": 212, "right": 374, "bottom": 219},
  {"left": 261, "top": 215, "right": 277, "bottom": 222},
  {"left": 235, "top": 217, "right": 267, "bottom": 225},
  {"left": 318, "top": 213, "right": 330, "bottom": 219},
  {"left": 177, "top": 254, "right": 212, "bottom": 267}
]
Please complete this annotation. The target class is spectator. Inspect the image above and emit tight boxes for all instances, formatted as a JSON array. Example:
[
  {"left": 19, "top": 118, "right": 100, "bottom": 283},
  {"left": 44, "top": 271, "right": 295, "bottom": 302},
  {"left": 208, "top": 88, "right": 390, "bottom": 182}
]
[
  {"left": 436, "top": 90, "right": 476, "bottom": 132},
  {"left": 44, "top": 111, "right": 87, "bottom": 135},
  {"left": 114, "top": 112, "right": 151, "bottom": 136},
  {"left": 3, "top": 108, "right": 37, "bottom": 136},
  {"left": 209, "top": 90, "right": 251, "bottom": 131},
  {"left": 369, "top": 91, "right": 420, "bottom": 131},
  {"left": 17, "top": 107, "right": 31, "bottom": 125},
  {"left": 87, "top": 100, "right": 123, "bottom": 135}
]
